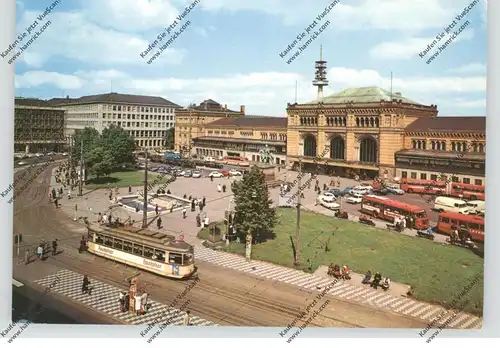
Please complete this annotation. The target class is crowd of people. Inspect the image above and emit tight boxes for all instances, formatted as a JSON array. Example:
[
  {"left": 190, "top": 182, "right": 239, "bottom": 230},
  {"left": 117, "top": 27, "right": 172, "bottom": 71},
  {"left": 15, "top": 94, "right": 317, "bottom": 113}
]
[{"left": 362, "top": 270, "right": 391, "bottom": 291}]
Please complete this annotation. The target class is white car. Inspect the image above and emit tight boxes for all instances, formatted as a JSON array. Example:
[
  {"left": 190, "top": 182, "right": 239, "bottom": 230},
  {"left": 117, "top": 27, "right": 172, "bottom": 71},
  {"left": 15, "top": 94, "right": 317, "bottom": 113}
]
[
  {"left": 209, "top": 171, "right": 223, "bottom": 178},
  {"left": 62, "top": 152, "right": 68, "bottom": 156},
  {"left": 350, "top": 188, "right": 369, "bottom": 196},
  {"left": 320, "top": 200, "right": 340, "bottom": 210},
  {"left": 229, "top": 170, "right": 242, "bottom": 176},
  {"left": 35, "top": 153, "right": 44, "bottom": 157},
  {"left": 17, "top": 161, "right": 28, "bottom": 166},
  {"left": 347, "top": 193, "right": 364, "bottom": 204},
  {"left": 317, "top": 192, "right": 336, "bottom": 204},
  {"left": 359, "top": 183, "right": 374, "bottom": 190},
  {"left": 192, "top": 171, "right": 202, "bottom": 178},
  {"left": 387, "top": 186, "right": 404, "bottom": 195}
]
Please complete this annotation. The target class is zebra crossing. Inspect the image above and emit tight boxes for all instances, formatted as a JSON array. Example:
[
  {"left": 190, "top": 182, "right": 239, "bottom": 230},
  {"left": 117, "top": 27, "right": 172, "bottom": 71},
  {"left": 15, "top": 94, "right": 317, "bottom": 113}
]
[
  {"left": 34, "top": 269, "right": 217, "bottom": 327},
  {"left": 194, "top": 246, "right": 483, "bottom": 329}
]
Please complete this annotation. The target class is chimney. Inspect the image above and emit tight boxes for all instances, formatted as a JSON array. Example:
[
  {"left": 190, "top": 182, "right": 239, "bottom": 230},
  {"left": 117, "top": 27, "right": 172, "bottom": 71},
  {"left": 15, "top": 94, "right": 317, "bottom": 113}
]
[
  {"left": 224, "top": 104, "right": 227, "bottom": 110},
  {"left": 66, "top": 95, "right": 69, "bottom": 99},
  {"left": 240, "top": 105, "right": 245, "bottom": 114}
]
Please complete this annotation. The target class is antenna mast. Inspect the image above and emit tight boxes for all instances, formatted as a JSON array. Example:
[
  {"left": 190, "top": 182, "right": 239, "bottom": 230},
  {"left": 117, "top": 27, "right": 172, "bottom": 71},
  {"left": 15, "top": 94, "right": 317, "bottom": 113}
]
[
  {"left": 390, "top": 71, "right": 393, "bottom": 100},
  {"left": 312, "top": 44, "right": 328, "bottom": 99},
  {"left": 294, "top": 81, "right": 298, "bottom": 103}
]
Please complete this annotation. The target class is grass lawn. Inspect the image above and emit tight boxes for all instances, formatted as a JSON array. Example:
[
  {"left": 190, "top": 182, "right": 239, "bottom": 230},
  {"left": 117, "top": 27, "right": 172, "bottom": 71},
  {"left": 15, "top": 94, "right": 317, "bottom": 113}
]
[
  {"left": 85, "top": 170, "right": 173, "bottom": 189},
  {"left": 198, "top": 208, "right": 484, "bottom": 315}
]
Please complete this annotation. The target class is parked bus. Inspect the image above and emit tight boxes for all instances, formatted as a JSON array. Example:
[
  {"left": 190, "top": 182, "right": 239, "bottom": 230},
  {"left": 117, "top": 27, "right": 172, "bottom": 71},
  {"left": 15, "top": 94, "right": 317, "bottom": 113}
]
[
  {"left": 399, "top": 178, "right": 447, "bottom": 195},
  {"left": 164, "top": 151, "right": 182, "bottom": 160},
  {"left": 436, "top": 211, "right": 484, "bottom": 243},
  {"left": 433, "top": 196, "right": 469, "bottom": 214},
  {"left": 360, "top": 195, "right": 430, "bottom": 229},
  {"left": 218, "top": 155, "right": 250, "bottom": 167},
  {"left": 87, "top": 226, "right": 196, "bottom": 279},
  {"left": 449, "top": 182, "right": 485, "bottom": 200}
]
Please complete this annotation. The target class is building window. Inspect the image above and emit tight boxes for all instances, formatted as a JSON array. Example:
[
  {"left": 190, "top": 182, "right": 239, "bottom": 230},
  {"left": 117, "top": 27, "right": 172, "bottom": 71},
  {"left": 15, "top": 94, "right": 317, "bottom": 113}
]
[
  {"left": 474, "top": 179, "right": 483, "bottom": 186},
  {"left": 401, "top": 171, "right": 408, "bottom": 178},
  {"left": 410, "top": 172, "right": 417, "bottom": 179},
  {"left": 430, "top": 174, "right": 438, "bottom": 181},
  {"left": 462, "top": 178, "right": 471, "bottom": 184},
  {"left": 452, "top": 176, "right": 460, "bottom": 182},
  {"left": 420, "top": 173, "right": 427, "bottom": 180}
]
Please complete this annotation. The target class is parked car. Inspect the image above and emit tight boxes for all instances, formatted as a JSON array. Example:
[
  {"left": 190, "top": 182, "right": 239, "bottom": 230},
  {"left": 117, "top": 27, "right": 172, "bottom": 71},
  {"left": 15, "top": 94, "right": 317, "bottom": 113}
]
[
  {"left": 317, "top": 192, "right": 336, "bottom": 204},
  {"left": 209, "top": 171, "right": 224, "bottom": 178},
  {"left": 62, "top": 152, "right": 68, "bottom": 156},
  {"left": 320, "top": 200, "right": 341, "bottom": 210},
  {"left": 17, "top": 161, "right": 28, "bottom": 166},
  {"left": 229, "top": 170, "right": 242, "bottom": 176},
  {"left": 347, "top": 193, "right": 364, "bottom": 204},
  {"left": 349, "top": 188, "right": 369, "bottom": 196},
  {"left": 192, "top": 170, "right": 202, "bottom": 178},
  {"left": 359, "top": 183, "right": 374, "bottom": 191},
  {"left": 386, "top": 186, "right": 404, "bottom": 195},
  {"left": 183, "top": 171, "right": 193, "bottom": 177},
  {"left": 328, "top": 188, "right": 348, "bottom": 197},
  {"left": 372, "top": 188, "right": 389, "bottom": 196}
]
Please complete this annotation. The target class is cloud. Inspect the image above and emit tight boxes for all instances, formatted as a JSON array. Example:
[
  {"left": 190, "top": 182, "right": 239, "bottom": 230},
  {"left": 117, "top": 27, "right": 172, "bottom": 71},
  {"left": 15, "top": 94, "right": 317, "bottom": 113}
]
[
  {"left": 14, "top": 7, "right": 185, "bottom": 69},
  {"left": 194, "top": 25, "right": 216, "bottom": 37},
  {"left": 199, "top": 0, "right": 475, "bottom": 32},
  {"left": 370, "top": 29, "right": 474, "bottom": 60},
  {"left": 15, "top": 67, "right": 486, "bottom": 116},
  {"left": 447, "top": 63, "right": 486, "bottom": 74}
]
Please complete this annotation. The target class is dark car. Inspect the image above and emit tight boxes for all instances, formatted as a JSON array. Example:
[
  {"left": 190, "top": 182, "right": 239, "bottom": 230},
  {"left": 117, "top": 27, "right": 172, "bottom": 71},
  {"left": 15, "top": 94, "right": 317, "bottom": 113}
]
[
  {"left": 328, "top": 188, "right": 347, "bottom": 197},
  {"left": 372, "top": 188, "right": 389, "bottom": 196}
]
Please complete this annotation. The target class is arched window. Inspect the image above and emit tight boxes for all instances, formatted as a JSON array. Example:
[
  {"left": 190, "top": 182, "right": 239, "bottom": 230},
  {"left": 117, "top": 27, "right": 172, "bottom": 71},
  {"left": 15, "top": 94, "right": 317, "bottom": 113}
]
[
  {"left": 452, "top": 142, "right": 456, "bottom": 151},
  {"left": 462, "top": 142, "right": 467, "bottom": 151},
  {"left": 479, "top": 143, "right": 484, "bottom": 153},
  {"left": 370, "top": 117, "right": 375, "bottom": 127},
  {"left": 375, "top": 118, "right": 379, "bottom": 127},
  {"left": 431, "top": 141, "right": 435, "bottom": 150},
  {"left": 359, "top": 137, "right": 378, "bottom": 163},
  {"left": 412, "top": 140, "right": 417, "bottom": 149},
  {"left": 422, "top": 141, "right": 426, "bottom": 150},
  {"left": 330, "top": 136, "right": 345, "bottom": 160},
  {"left": 356, "top": 118, "right": 360, "bottom": 127},
  {"left": 303, "top": 134, "right": 317, "bottom": 157},
  {"left": 456, "top": 142, "right": 462, "bottom": 152},
  {"left": 360, "top": 118, "right": 365, "bottom": 127},
  {"left": 441, "top": 141, "right": 446, "bottom": 151}
]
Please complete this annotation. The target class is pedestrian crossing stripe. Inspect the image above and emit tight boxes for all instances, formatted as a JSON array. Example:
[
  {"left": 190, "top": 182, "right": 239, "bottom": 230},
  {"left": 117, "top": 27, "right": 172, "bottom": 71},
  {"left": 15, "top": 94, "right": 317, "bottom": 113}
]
[
  {"left": 194, "top": 246, "right": 483, "bottom": 329},
  {"left": 34, "top": 269, "right": 218, "bottom": 327}
]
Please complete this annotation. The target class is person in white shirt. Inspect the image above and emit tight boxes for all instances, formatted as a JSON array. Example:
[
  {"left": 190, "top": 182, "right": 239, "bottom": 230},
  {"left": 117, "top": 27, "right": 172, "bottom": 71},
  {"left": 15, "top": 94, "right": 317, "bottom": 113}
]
[
  {"left": 102, "top": 214, "right": 107, "bottom": 225},
  {"left": 204, "top": 216, "right": 209, "bottom": 227},
  {"left": 217, "top": 184, "right": 222, "bottom": 193},
  {"left": 183, "top": 310, "right": 191, "bottom": 326},
  {"left": 134, "top": 294, "right": 142, "bottom": 315}
]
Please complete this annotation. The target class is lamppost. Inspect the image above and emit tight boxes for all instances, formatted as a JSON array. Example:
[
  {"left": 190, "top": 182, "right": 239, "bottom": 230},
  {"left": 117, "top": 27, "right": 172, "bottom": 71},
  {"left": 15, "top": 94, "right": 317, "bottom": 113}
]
[
  {"left": 142, "top": 148, "right": 149, "bottom": 228},
  {"left": 77, "top": 137, "right": 84, "bottom": 196},
  {"left": 225, "top": 198, "right": 233, "bottom": 244},
  {"left": 245, "top": 191, "right": 257, "bottom": 262}
]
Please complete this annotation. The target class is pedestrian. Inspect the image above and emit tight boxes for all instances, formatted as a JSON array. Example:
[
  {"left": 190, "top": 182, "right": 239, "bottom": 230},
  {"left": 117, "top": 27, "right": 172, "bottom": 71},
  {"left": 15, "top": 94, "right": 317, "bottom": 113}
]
[
  {"left": 24, "top": 248, "right": 30, "bottom": 265},
  {"left": 79, "top": 236, "right": 86, "bottom": 253},
  {"left": 97, "top": 212, "right": 102, "bottom": 224},
  {"left": 134, "top": 293, "right": 142, "bottom": 315},
  {"left": 183, "top": 310, "right": 192, "bottom": 326},
  {"left": 196, "top": 214, "right": 201, "bottom": 227},
  {"left": 52, "top": 239, "right": 58, "bottom": 256},
  {"left": 102, "top": 213, "right": 107, "bottom": 225},
  {"left": 119, "top": 291, "right": 126, "bottom": 312},
  {"left": 170, "top": 206, "right": 173, "bottom": 213},
  {"left": 167, "top": 189, "right": 171, "bottom": 194},
  {"left": 48, "top": 191, "right": 52, "bottom": 203},
  {"left": 82, "top": 275, "right": 90, "bottom": 295},
  {"left": 191, "top": 200, "right": 195, "bottom": 212},
  {"left": 141, "top": 291, "right": 149, "bottom": 313},
  {"left": 182, "top": 208, "right": 187, "bottom": 219},
  {"left": 217, "top": 184, "right": 222, "bottom": 193},
  {"left": 155, "top": 204, "right": 159, "bottom": 216},
  {"left": 67, "top": 190, "right": 71, "bottom": 200},
  {"left": 52, "top": 188, "right": 56, "bottom": 200},
  {"left": 128, "top": 186, "right": 132, "bottom": 194},
  {"left": 202, "top": 196, "right": 206, "bottom": 206},
  {"left": 210, "top": 176, "right": 213, "bottom": 182},
  {"left": 108, "top": 214, "right": 112, "bottom": 225},
  {"left": 36, "top": 244, "right": 43, "bottom": 260},
  {"left": 54, "top": 198, "right": 59, "bottom": 208},
  {"left": 157, "top": 217, "right": 162, "bottom": 229},
  {"left": 204, "top": 215, "right": 210, "bottom": 227},
  {"left": 222, "top": 184, "right": 226, "bottom": 193}
]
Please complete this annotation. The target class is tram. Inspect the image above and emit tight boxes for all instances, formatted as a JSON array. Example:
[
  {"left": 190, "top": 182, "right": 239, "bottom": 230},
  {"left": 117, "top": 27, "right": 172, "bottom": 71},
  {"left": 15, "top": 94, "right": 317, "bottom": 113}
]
[{"left": 87, "top": 226, "right": 196, "bottom": 279}]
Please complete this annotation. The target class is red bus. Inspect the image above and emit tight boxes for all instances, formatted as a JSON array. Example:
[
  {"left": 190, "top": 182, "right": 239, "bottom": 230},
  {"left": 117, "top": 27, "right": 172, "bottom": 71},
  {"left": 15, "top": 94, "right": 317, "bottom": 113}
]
[
  {"left": 399, "top": 178, "right": 447, "bottom": 195},
  {"left": 449, "top": 182, "right": 485, "bottom": 200},
  {"left": 218, "top": 156, "right": 250, "bottom": 167},
  {"left": 360, "top": 195, "right": 430, "bottom": 229},
  {"left": 436, "top": 211, "right": 484, "bottom": 243}
]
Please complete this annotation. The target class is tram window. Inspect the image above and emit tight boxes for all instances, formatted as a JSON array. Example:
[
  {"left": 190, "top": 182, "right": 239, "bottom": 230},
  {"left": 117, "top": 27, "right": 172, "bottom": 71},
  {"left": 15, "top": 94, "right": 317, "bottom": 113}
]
[
  {"left": 154, "top": 250, "right": 165, "bottom": 261},
  {"left": 123, "top": 241, "right": 133, "bottom": 252},
  {"left": 95, "top": 234, "right": 104, "bottom": 245},
  {"left": 144, "top": 247, "right": 154, "bottom": 258},
  {"left": 479, "top": 224, "right": 484, "bottom": 231},
  {"left": 169, "top": 252, "right": 183, "bottom": 264},
  {"left": 183, "top": 253, "right": 194, "bottom": 265},
  {"left": 450, "top": 219, "right": 458, "bottom": 226},
  {"left": 133, "top": 244, "right": 144, "bottom": 256},
  {"left": 469, "top": 223, "right": 479, "bottom": 230},
  {"left": 114, "top": 239, "right": 123, "bottom": 250},
  {"left": 104, "top": 237, "right": 113, "bottom": 247},
  {"left": 441, "top": 217, "right": 450, "bottom": 223}
]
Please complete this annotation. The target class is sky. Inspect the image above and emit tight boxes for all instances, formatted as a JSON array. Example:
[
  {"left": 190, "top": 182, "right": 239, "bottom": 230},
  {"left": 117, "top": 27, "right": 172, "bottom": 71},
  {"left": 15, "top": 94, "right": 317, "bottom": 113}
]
[{"left": 12, "top": 0, "right": 487, "bottom": 117}]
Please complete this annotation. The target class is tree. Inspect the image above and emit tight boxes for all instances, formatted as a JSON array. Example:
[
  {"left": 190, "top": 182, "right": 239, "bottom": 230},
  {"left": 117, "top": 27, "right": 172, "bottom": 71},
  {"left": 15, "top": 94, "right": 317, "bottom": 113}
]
[
  {"left": 101, "top": 124, "right": 136, "bottom": 169},
  {"left": 231, "top": 166, "right": 277, "bottom": 243},
  {"left": 71, "top": 127, "right": 100, "bottom": 164},
  {"left": 164, "top": 128, "right": 175, "bottom": 150}
]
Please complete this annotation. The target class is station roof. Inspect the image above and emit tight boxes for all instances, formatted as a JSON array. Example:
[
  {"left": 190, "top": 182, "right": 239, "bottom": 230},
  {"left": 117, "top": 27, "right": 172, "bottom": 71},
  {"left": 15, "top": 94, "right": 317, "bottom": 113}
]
[
  {"left": 187, "top": 99, "right": 240, "bottom": 113},
  {"left": 405, "top": 116, "right": 485, "bottom": 133},
  {"left": 306, "top": 86, "right": 423, "bottom": 105},
  {"left": 207, "top": 116, "right": 287, "bottom": 128}
]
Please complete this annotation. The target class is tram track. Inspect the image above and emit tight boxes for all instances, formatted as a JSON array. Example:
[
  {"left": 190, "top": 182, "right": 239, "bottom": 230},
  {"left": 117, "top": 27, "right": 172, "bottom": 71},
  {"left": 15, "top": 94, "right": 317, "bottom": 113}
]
[{"left": 12, "top": 165, "right": 424, "bottom": 329}]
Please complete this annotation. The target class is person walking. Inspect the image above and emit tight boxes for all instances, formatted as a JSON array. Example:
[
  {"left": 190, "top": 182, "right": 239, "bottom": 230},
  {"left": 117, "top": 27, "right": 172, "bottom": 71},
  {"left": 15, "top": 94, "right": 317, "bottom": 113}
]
[
  {"left": 52, "top": 239, "right": 58, "bottom": 256},
  {"left": 183, "top": 310, "right": 192, "bottom": 326},
  {"left": 54, "top": 198, "right": 59, "bottom": 209},
  {"left": 157, "top": 217, "right": 162, "bottom": 229},
  {"left": 97, "top": 212, "right": 102, "bottom": 224},
  {"left": 155, "top": 204, "right": 159, "bottom": 216},
  {"left": 36, "top": 244, "right": 43, "bottom": 260},
  {"left": 182, "top": 208, "right": 187, "bottom": 219},
  {"left": 217, "top": 184, "right": 222, "bottom": 193},
  {"left": 134, "top": 293, "right": 142, "bottom": 316},
  {"left": 24, "top": 248, "right": 30, "bottom": 265},
  {"left": 82, "top": 275, "right": 91, "bottom": 295},
  {"left": 202, "top": 196, "right": 206, "bottom": 206},
  {"left": 222, "top": 184, "right": 226, "bottom": 193},
  {"left": 196, "top": 214, "right": 201, "bottom": 227}
]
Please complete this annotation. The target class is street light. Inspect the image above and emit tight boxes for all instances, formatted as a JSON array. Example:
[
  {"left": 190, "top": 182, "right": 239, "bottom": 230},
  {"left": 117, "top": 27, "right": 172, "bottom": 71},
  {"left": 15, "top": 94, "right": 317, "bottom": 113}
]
[{"left": 245, "top": 191, "right": 257, "bottom": 262}]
